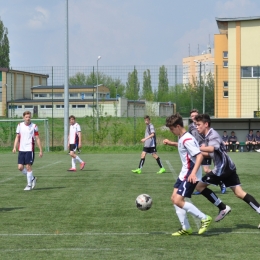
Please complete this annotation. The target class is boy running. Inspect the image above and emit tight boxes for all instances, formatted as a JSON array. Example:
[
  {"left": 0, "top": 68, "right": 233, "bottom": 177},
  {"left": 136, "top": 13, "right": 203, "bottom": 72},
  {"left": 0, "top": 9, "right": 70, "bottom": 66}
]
[
  {"left": 163, "top": 113, "right": 212, "bottom": 236},
  {"left": 195, "top": 114, "right": 260, "bottom": 224},
  {"left": 12, "top": 111, "right": 43, "bottom": 190},
  {"left": 132, "top": 115, "right": 165, "bottom": 174},
  {"left": 67, "top": 115, "right": 85, "bottom": 171}
]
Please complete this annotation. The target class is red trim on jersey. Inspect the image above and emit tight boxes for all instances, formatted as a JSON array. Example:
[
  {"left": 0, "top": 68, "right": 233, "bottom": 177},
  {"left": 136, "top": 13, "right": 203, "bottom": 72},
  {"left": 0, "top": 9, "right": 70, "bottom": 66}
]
[{"left": 182, "top": 138, "right": 192, "bottom": 145}]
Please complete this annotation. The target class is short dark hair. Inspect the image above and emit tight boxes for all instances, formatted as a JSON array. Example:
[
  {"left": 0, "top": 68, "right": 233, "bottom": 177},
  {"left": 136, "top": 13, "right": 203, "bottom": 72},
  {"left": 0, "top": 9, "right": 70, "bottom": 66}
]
[
  {"left": 69, "top": 115, "right": 76, "bottom": 120},
  {"left": 190, "top": 109, "right": 199, "bottom": 115},
  {"left": 144, "top": 115, "right": 150, "bottom": 120},
  {"left": 231, "top": 131, "right": 235, "bottom": 134},
  {"left": 194, "top": 114, "right": 211, "bottom": 127},
  {"left": 23, "top": 111, "right": 31, "bottom": 117},
  {"left": 224, "top": 130, "right": 227, "bottom": 133},
  {"left": 166, "top": 113, "right": 183, "bottom": 127}
]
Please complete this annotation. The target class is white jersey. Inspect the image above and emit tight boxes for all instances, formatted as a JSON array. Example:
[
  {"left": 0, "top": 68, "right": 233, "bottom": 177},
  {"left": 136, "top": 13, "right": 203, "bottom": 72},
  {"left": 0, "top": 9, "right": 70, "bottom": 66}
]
[
  {"left": 16, "top": 122, "right": 39, "bottom": 152},
  {"left": 69, "top": 123, "right": 81, "bottom": 144},
  {"left": 178, "top": 132, "right": 202, "bottom": 181}
]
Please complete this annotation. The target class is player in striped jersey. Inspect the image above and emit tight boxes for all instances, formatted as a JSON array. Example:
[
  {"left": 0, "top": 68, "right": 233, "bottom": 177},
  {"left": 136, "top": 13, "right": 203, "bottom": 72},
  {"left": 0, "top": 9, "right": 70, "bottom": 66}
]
[
  {"left": 67, "top": 115, "right": 85, "bottom": 171},
  {"left": 12, "top": 111, "right": 43, "bottom": 190},
  {"left": 163, "top": 113, "right": 212, "bottom": 236},
  {"left": 195, "top": 114, "right": 260, "bottom": 224}
]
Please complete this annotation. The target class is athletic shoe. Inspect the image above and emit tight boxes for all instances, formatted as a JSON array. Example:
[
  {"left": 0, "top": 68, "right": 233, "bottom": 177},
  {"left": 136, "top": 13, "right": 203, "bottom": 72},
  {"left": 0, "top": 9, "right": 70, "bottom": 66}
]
[
  {"left": 172, "top": 228, "right": 192, "bottom": 236},
  {"left": 220, "top": 184, "right": 226, "bottom": 194},
  {"left": 230, "top": 150, "right": 232, "bottom": 152},
  {"left": 256, "top": 149, "right": 260, "bottom": 153},
  {"left": 67, "top": 168, "right": 76, "bottom": 172},
  {"left": 192, "top": 191, "right": 201, "bottom": 195},
  {"left": 157, "top": 167, "right": 166, "bottom": 174},
  {"left": 236, "top": 149, "right": 239, "bottom": 152},
  {"left": 198, "top": 215, "right": 212, "bottom": 235},
  {"left": 215, "top": 205, "right": 231, "bottom": 222},
  {"left": 77, "top": 150, "right": 81, "bottom": 154},
  {"left": 24, "top": 185, "right": 32, "bottom": 191},
  {"left": 32, "top": 177, "right": 37, "bottom": 189},
  {"left": 132, "top": 168, "right": 141, "bottom": 174},
  {"left": 80, "top": 162, "right": 86, "bottom": 170}
]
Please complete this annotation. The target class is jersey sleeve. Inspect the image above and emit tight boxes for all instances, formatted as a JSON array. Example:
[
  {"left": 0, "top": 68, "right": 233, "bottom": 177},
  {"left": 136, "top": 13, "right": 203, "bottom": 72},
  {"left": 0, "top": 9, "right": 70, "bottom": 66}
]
[
  {"left": 77, "top": 124, "right": 81, "bottom": 132},
  {"left": 16, "top": 124, "right": 20, "bottom": 134},
  {"left": 34, "top": 125, "right": 39, "bottom": 136},
  {"left": 183, "top": 138, "right": 201, "bottom": 157}
]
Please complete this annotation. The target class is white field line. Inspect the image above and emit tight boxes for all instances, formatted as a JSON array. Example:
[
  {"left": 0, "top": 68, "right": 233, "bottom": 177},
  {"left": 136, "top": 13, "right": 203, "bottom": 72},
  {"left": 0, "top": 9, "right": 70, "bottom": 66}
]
[
  {"left": 0, "top": 160, "right": 63, "bottom": 183},
  {"left": 166, "top": 160, "right": 201, "bottom": 230}
]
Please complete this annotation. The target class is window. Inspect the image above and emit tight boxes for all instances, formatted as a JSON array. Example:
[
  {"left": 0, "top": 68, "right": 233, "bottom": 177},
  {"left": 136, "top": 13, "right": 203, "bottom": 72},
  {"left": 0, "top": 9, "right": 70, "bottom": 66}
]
[
  {"left": 39, "top": 94, "right": 47, "bottom": 97},
  {"left": 56, "top": 105, "right": 64, "bottom": 109},
  {"left": 8, "top": 105, "right": 22, "bottom": 109},
  {"left": 223, "top": 61, "right": 228, "bottom": 67},
  {"left": 34, "top": 94, "right": 39, "bottom": 98},
  {"left": 223, "top": 51, "right": 228, "bottom": 58},
  {"left": 223, "top": 81, "right": 228, "bottom": 88},
  {"left": 40, "top": 105, "right": 53, "bottom": 109},
  {"left": 54, "top": 93, "right": 63, "bottom": 97},
  {"left": 70, "top": 93, "right": 78, "bottom": 98},
  {"left": 72, "top": 105, "right": 85, "bottom": 108},
  {"left": 223, "top": 91, "right": 228, "bottom": 97},
  {"left": 24, "top": 105, "right": 33, "bottom": 108},
  {"left": 241, "top": 66, "right": 260, "bottom": 78}
]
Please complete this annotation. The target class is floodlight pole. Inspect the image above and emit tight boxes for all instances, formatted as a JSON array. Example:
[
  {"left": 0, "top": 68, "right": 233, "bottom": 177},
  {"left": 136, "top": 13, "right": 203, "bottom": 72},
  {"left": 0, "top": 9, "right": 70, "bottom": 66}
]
[{"left": 96, "top": 56, "right": 101, "bottom": 131}]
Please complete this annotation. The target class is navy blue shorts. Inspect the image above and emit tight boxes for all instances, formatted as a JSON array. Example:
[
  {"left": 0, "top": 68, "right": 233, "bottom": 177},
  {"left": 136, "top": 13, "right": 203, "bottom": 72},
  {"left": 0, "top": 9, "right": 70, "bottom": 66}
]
[
  {"left": 18, "top": 151, "right": 35, "bottom": 165},
  {"left": 174, "top": 178, "right": 198, "bottom": 198},
  {"left": 143, "top": 147, "right": 157, "bottom": 154},
  {"left": 69, "top": 144, "right": 77, "bottom": 152}
]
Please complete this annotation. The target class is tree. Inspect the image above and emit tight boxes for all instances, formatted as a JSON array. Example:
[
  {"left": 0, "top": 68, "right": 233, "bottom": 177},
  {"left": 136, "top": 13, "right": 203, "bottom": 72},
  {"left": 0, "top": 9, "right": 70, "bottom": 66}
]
[
  {"left": 157, "top": 65, "right": 169, "bottom": 101},
  {"left": 142, "top": 69, "right": 153, "bottom": 101},
  {"left": 69, "top": 72, "right": 125, "bottom": 98},
  {"left": 0, "top": 18, "right": 10, "bottom": 68},
  {"left": 125, "top": 67, "right": 140, "bottom": 100}
]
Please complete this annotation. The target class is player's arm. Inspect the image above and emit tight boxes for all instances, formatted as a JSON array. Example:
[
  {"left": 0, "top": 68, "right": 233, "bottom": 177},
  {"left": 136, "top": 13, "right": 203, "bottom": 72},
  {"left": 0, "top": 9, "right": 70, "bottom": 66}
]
[
  {"left": 12, "top": 134, "right": 19, "bottom": 153},
  {"left": 35, "top": 135, "right": 43, "bottom": 157},
  {"left": 188, "top": 153, "right": 203, "bottom": 183},
  {"left": 77, "top": 131, "right": 82, "bottom": 148},
  {"left": 200, "top": 145, "right": 214, "bottom": 153},
  {"left": 163, "top": 139, "right": 178, "bottom": 147},
  {"left": 141, "top": 132, "right": 154, "bottom": 143}
]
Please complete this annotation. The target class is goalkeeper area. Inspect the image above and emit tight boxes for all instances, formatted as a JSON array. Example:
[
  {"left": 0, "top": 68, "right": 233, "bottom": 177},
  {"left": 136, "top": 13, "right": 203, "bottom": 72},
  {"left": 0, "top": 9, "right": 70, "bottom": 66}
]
[
  {"left": 0, "top": 152, "right": 259, "bottom": 259},
  {"left": 0, "top": 119, "right": 49, "bottom": 151}
]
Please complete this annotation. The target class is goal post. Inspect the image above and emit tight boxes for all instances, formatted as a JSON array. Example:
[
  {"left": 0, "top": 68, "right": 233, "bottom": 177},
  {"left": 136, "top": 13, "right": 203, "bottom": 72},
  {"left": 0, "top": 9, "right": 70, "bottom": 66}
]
[{"left": 0, "top": 119, "right": 49, "bottom": 152}]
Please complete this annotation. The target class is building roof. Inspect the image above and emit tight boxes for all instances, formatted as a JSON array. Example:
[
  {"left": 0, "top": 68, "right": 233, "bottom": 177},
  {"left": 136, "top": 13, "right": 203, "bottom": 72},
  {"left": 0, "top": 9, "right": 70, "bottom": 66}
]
[{"left": 216, "top": 16, "right": 260, "bottom": 22}]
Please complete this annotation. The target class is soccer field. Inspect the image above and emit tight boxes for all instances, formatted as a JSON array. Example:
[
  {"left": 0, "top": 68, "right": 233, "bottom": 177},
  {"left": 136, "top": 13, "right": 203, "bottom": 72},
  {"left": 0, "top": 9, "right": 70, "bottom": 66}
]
[{"left": 0, "top": 151, "right": 260, "bottom": 259}]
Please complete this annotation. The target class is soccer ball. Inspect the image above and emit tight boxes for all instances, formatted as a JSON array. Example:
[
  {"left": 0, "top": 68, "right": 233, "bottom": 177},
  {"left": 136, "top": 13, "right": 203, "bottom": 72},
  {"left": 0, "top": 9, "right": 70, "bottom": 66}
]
[{"left": 135, "top": 194, "right": 152, "bottom": 211}]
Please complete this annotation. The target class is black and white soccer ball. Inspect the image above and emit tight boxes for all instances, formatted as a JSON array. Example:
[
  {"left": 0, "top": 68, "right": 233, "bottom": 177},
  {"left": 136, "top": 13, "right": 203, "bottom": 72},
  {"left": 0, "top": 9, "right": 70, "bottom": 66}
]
[{"left": 135, "top": 194, "right": 152, "bottom": 211}]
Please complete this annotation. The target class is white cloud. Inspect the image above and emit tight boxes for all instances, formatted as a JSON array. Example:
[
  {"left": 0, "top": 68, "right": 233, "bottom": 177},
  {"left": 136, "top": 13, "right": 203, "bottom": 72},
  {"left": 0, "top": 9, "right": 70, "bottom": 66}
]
[{"left": 28, "top": 6, "right": 50, "bottom": 29}]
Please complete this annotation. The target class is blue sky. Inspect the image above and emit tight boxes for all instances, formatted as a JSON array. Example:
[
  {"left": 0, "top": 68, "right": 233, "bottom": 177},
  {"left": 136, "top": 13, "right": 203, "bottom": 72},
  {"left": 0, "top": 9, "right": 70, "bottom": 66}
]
[{"left": 1, "top": 0, "right": 260, "bottom": 67}]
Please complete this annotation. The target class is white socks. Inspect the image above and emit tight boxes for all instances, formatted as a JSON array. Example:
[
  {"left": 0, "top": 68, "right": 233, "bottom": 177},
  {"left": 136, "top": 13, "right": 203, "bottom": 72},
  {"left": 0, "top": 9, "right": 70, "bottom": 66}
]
[
  {"left": 182, "top": 202, "right": 206, "bottom": 220},
  {"left": 75, "top": 156, "right": 83, "bottom": 163},
  {"left": 174, "top": 205, "right": 191, "bottom": 230},
  {"left": 27, "top": 171, "right": 33, "bottom": 186}
]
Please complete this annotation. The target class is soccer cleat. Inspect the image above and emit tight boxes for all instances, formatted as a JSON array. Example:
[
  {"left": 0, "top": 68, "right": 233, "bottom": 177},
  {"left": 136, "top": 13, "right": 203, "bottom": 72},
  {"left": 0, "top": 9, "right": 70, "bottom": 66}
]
[
  {"left": 157, "top": 167, "right": 166, "bottom": 174},
  {"left": 132, "top": 168, "right": 141, "bottom": 174},
  {"left": 67, "top": 168, "right": 76, "bottom": 172},
  {"left": 256, "top": 149, "right": 260, "bottom": 153},
  {"left": 193, "top": 191, "right": 201, "bottom": 195},
  {"left": 236, "top": 149, "right": 239, "bottom": 152},
  {"left": 215, "top": 205, "right": 231, "bottom": 222},
  {"left": 24, "top": 185, "right": 32, "bottom": 191},
  {"left": 80, "top": 162, "right": 86, "bottom": 170},
  {"left": 220, "top": 184, "right": 226, "bottom": 194},
  {"left": 32, "top": 177, "right": 37, "bottom": 189},
  {"left": 78, "top": 150, "right": 81, "bottom": 154},
  {"left": 229, "top": 150, "right": 232, "bottom": 152},
  {"left": 172, "top": 228, "right": 192, "bottom": 236},
  {"left": 198, "top": 215, "right": 212, "bottom": 235}
]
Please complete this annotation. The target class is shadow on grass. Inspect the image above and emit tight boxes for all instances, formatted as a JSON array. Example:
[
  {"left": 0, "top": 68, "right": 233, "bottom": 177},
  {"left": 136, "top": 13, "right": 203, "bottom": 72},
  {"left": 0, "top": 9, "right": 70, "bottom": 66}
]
[
  {"left": 35, "top": 187, "right": 66, "bottom": 191},
  {"left": 0, "top": 207, "right": 25, "bottom": 212}
]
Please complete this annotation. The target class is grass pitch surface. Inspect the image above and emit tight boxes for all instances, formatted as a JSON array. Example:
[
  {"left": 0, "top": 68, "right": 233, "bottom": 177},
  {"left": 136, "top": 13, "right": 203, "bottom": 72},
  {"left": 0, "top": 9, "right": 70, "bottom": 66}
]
[{"left": 0, "top": 151, "right": 260, "bottom": 259}]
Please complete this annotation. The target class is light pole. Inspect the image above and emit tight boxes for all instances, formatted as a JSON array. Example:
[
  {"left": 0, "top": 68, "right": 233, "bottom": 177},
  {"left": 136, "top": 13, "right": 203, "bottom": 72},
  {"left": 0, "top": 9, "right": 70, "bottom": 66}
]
[
  {"left": 115, "top": 85, "right": 118, "bottom": 117},
  {"left": 96, "top": 56, "right": 101, "bottom": 131},
  {"left": 194, "top": 60, "right": 205, "bottom": 113}
]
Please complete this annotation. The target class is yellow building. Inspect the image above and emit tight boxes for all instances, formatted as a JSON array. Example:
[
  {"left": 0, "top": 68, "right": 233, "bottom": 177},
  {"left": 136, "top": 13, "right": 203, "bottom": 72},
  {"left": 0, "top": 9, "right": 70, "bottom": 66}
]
[{"left": 215, "top": 16, "right": 260, "bottom": 118}]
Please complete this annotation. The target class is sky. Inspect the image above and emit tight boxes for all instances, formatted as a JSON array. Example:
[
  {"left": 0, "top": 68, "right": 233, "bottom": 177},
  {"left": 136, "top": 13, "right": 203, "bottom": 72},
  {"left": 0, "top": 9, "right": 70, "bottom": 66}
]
[{"left": 1, "top": 0, "right": 260, "bottom": 67}]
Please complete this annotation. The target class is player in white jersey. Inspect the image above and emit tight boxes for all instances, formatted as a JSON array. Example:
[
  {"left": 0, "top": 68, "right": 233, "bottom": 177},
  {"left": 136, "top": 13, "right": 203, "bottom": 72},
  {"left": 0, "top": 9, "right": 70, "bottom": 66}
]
[
  {"left": 12, "top": 111, "right": 43, "bottom": 190},
  {"left": 195, "top": 114, "right": 260, "bottom": 225},
  {"left": 132, "top": 115, "right": 165, "bottom": 174},
  {"left": 163, "top": 113, "right": 212, "bottom": 236},
  {"left": 67, "top": 115, "right": 85, "bottom": 171}
]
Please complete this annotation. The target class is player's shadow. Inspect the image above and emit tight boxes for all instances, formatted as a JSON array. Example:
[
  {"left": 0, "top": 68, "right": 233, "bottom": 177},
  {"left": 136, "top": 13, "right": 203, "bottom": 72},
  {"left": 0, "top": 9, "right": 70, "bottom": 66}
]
[
  {"left": 0, "top": 207, "right": 25, "bottom": 212},
  {"left": 34, "top": 187, "right": 66, "bottom": 191},
  {"left": 235, "top": 223, "right": 258, "bottom": 229}
]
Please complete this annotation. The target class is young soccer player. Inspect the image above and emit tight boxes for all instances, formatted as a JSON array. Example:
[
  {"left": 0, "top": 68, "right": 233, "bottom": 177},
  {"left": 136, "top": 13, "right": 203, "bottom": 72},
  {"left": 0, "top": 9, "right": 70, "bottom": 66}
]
[
  {"left": 67, "top": 115, "right": 85, "bottom": 171},
  {"left": 12, "top": 111, "right": 43, "bottom": 190},
  {"left": 132, "top": 115, "right": 165, "bottom": 174},
  {"left": 195, "top": 114, "right": 260, "bottom": 224},
  {"left": 163, "top": 113, "right": 212, "bottom": 236},
  {"left": 245, "top": 130, "right": 255, "bottom": 152},
  {"left": 189, "top": 109, "right": 226, "bottom": 195}
]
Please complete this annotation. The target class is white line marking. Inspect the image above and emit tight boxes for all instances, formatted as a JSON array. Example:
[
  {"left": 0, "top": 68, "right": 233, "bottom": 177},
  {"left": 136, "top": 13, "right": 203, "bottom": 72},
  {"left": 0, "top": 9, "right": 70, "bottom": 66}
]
[
  {"left": 36, "top": 160, "right": 62, "bottom": 169},
  {"left": 166, "top": 160, "right": 201, "bottom": 230}
]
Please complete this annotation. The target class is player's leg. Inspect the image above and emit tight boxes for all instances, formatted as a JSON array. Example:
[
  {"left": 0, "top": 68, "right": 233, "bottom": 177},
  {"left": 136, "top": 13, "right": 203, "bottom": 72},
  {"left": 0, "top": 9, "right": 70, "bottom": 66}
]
[
  {"left": 132, "top": 151, "right": 146, "bottom": 174},
  {"left": 236, "top": 142, "right": 240, "bottom": 152},
  {"left": 24, "top": 152, "right": 36, "bottom": 190},
  {"left": 152, "top": 152, "right": 165, "bottom": 174},
  {"left": 196, "top": 177, "right": 231, "bottom": 222}
]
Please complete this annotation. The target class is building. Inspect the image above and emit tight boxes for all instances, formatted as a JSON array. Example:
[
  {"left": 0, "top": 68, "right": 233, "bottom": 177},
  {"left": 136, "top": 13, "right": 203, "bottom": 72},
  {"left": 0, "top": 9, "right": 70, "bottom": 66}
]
[{"left": 214, "top": 16, "right": 260, "bottom": 118}]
